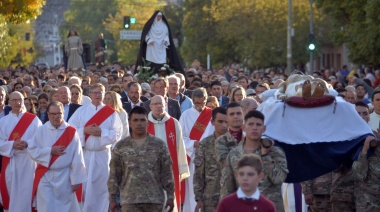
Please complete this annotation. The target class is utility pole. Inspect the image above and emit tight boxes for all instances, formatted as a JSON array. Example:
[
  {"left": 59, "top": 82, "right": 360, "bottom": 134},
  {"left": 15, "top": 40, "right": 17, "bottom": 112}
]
[
  {"left": 309, "top": 0, "right": 314, "bottom": 74},
  {"left": 287, "top": 0, "right": 292, "bottom": 75}
]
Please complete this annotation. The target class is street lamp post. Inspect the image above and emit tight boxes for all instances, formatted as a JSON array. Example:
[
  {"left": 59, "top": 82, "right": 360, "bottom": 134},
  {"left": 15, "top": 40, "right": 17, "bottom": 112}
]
[
  {"left": 287, "top": 0, "right": 292, "bottom": 75},
  {"left": 309, "top": 0, "right": 314, "bottom": 74}
]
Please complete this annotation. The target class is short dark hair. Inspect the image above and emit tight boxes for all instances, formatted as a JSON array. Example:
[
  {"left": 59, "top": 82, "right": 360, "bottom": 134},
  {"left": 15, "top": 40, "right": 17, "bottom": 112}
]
[
  {"left": 212, "top": 107, "right": 226, "bottom": 121},
  {"left": 108, "top": 74, "right": 118, "bottom": 81},
  {"left": 372, "top": 90, "right": 380, "bottom": 100},
  {"left": 210, "top": 80, "right": 222, "bottom": 88},
  {"left": 237, "top": 154, "right": 263, "bottom": 173},
  {"left": 38, "top": 92, "right": 49, "bottom": 101},
  {"left": 47, "top": 101, "right": 63, "bottom": 113},
  {"left": 129, "top": 106, "right": 148, "bottom": 119},
  {"left": 354, "top": 101, "right": 369, "bottom": 109},
  {"left": 58, "top": 74, "right": 66, "bottom": 81},
  {"left": 237, "top": 76, "right": 248, "bottom": 83},
  {"left": 122, "top": 73, "right": 133, "bottom": 81},
  {"left": 226, "top": 102, "right": 242, "bottom": 113},
  {"left": 244, "top": 110, "right": 265, "bottom": 122},
  {"left": 355, "top": 84, "right": 366, "bottom": 91},
  {"left": 335, "top": 88, "right": 347, "bottom": 93}
]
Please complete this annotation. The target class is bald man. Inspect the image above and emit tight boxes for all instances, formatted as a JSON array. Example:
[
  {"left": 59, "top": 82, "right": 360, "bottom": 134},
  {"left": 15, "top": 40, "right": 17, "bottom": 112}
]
[
  {"left": 241, "top": 97, "right": 259, "bottom": 116},
  {"left": 0, "top": 91, "right": 42, "bottom": 211},
  {"left": 147, "top": 95, "right": 189, "bottom": 212}
]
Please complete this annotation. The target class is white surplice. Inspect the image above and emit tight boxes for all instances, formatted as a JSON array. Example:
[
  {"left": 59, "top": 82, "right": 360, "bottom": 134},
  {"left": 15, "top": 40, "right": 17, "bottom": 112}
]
[
  {"left": 68, "top": 103, "right": 122, "bottom": 212},
  {"left": 148, "top": 112, "right": 190, "bottom": 212},
  {"left": 28, "top": 121, "right": 87, "bottom": 212},
  {"left": 0, "top": 112, "right": 42, "bottom": 212},
  {"left": 179, "top": 107, "right": 214, "bottom": 212}
]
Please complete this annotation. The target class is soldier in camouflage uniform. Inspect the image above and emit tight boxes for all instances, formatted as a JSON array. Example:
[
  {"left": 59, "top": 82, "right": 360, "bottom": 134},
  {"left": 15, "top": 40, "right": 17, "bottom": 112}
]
[
  {"left": 352, "top": 135, "right": 380, "bottom": 212},
  {"left": 330, "top": 165, "right": 355, "bottom": 212},
  {"left": 194, "top": 107, "right": 228, "bottom": 212},
  {"left": 108, "top": 106, "right": 174, "bottom": 212},
  {"left": 301, "top": 172, "right": 332, "bottom": 212},
  {"left": 215, "top": 102, "right": 244, "bottom": 166},
  {"left": 220, "top": 111, "right": 288, "bottom": 212}
]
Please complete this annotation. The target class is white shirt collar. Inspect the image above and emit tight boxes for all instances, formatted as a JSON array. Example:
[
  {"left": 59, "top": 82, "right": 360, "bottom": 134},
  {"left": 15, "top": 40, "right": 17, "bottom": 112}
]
[
  {"left": 131, "top": 102, "right": 141, "bottom": 107},
  {"left": 236, "top": 187, "right": 260, "bottom": 200}
]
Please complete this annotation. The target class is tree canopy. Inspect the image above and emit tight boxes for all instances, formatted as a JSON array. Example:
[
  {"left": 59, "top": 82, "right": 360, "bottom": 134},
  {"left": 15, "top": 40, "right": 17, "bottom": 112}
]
[
  {"left": 316, "top": 0, "right": 380, "bottom": 67},
  {"left": 181, "top": 0, "right": 329, "bottom": 69},
  {"left": 0, "top": 0, "right": 44, "bottom": 68}
]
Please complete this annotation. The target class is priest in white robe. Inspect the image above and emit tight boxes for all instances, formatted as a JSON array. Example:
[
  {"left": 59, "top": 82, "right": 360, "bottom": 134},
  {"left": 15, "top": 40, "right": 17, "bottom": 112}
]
[
  {"left": 0, "top": 91, "right": 42, "bottom": 212},
  {"left": 69, "top": 83, "right": 122, "bottom": 212},
  {"left": 28, "top": 101, "right": 87, "bottom": 212},
  {"left": 179, "top": 88, "right": 214, "bottom": 212},
  {"left": 147, "top": 95, "right": 190, "bottom": 212}
]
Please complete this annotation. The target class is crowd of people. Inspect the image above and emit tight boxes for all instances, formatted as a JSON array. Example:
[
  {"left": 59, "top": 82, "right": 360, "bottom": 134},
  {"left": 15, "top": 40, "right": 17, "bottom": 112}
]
[{"left": 0, "top": 62, "right": 379, "bottom": 212}]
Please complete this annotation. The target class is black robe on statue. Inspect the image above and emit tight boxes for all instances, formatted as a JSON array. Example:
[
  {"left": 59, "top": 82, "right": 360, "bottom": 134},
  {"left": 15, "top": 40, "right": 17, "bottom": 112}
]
[{"left": 135, "top": 10, "right": 184, "bottom": 75}]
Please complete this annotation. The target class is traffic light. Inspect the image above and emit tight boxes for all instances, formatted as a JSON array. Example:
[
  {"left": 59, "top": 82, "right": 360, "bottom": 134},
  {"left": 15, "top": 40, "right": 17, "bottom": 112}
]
[
  {"left": 130, "top": 17, "right": 136, "bottom": 24},
  {"left": 123, "top": 16, "right": 130, "bottom": 29},
  {"left": 308, "top": 34, "right": 315, "bottom": 51}
]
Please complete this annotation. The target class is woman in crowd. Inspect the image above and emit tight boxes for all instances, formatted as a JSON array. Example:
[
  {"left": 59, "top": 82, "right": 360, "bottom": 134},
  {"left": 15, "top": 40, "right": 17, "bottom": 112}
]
[
  {"left": 206, "top": 96, "right": 219, "bottom": 109},
  {"left": 221, "top": 81, "right": 229, "bottom": 96},
  {"left": 37, "top": 92, "right": 49, "bottom": 121},
  {"left": 42, "top": 85, "right": 53, "bottom": 93},
  {"left": 32, "top": 75, "right": 41, "bottom": 90},
  {"left": 109, "top": 84, "right": 122, "bottom": 94},
  {"left": 24, "top": 97, "right": 37, "bottom": 114},
  {"left": 104, "top": 91, "right": 129, "bottom": 140},
  {"left": 13, "top": 82, "right": 24, "bottom": 92},
  {"left": 49, "top": 89, "right": 59, "bottom": 102},
  {"left": 70, "top": 84, "right": 83, "bottom": 105},
  {"left": 229, "top": 86, "right": 246, "bottom": 104}
]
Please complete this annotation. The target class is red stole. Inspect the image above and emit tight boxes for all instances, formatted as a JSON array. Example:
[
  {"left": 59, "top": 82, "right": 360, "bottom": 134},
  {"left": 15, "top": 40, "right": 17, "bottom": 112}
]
[
  {"left": 147, "top": 117, "right": 181, "bottom": 212},
  {"left": 189, "top": 107, "right": 212, "bottom": 141},
  {"left": 31, "top": 126, "right": 76, "bottom": 205},
  {"left": 182, "top": 107, "right": 212, "bottom": 204},
  {"left": 83, "top": 105, "right": 115, "bottom": 142},
  {"left": 0, "top": 112, "right": 35, "bottom": 210},
  {"left": 76, "top": 105, "right": 114, "bottom": 202}
]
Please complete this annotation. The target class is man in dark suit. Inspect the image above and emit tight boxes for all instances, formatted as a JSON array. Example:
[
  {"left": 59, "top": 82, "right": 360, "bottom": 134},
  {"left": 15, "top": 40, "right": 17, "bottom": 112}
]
[
  {"left": 0, "top": 86, "right": 11, "bottom": 119},
  {"left": 120, "top": 73, "right": 134, "bottom": 100},
  {"left": 49, "top": 86, "right": 82, "bottom": 124},
  {"left": 120, "top": 77, "right": 149, "bottom": 103},
  {"left": 210, "top": 80, "right": 230, "bottom": 108},
  {"left": 143, "top": 77, "right": 181, "bottom": 120},
  {"left": 122, "top": 82, "right": 145, "bottom": 115}
]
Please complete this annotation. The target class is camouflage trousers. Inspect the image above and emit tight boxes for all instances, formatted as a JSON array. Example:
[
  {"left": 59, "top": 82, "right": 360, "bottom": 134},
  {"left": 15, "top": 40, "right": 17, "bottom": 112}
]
[
  {"left": 307, "top": 195, "right": 331, "bottom": 212},
  {"left": 202, "top": 205, "right": 217, "bottom": 212},
  {"left": 331, "top": 201, "right": 355, "bottom": 212},
  {"left": 356, "top": 200, "right": 380, "bottom": 212},
  {"left": 121, "top": 203, "right": 163, "bottom": 212}
]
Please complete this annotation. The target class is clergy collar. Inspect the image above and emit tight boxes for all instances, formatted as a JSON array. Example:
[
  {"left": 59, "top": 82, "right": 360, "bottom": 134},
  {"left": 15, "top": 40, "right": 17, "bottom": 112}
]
[
  {"left": 148, "top": 111, "right": 170, "bottom": 124},
  {"left": 10, "top": 110, "right": 25, "bottom": 117},
  {"left": 237, "top": 187, "right": 260, "bottom": 200},
  {"left": 90, "top": 102, "right": 105, "bottom": 110}
]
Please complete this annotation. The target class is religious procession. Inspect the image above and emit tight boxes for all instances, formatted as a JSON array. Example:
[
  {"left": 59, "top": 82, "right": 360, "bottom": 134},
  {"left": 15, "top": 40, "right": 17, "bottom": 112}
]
[{"left": 0, "top": 8, "right": 380, "bottom": 212}]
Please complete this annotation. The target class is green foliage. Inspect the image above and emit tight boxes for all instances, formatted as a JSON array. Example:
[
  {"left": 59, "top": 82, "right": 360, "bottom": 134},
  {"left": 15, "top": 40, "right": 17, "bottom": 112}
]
[
  {"left": 0, "top": 16, "right": 38, "bottom": 68},
  {"left": 316, "top": 0, "right": 380, "bottom": 66},
  {"left": 181, "top": 0, "right": 331, "bottom": 69},
  {"left": 103, "top": 0, "right": 164, "bottom": 65},
  {"left": 0, "top": 0, "right": 45, "bottom": 24},
  {"left": 0, "top": 16, "right": 12, "bottom": 67}
]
